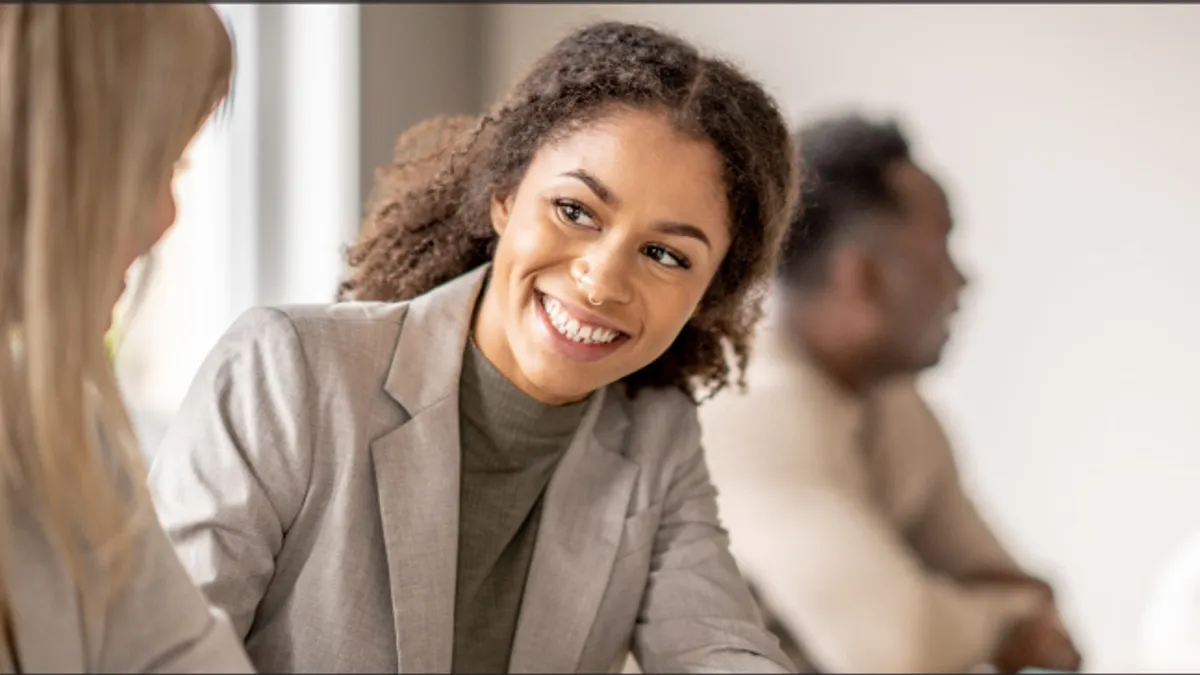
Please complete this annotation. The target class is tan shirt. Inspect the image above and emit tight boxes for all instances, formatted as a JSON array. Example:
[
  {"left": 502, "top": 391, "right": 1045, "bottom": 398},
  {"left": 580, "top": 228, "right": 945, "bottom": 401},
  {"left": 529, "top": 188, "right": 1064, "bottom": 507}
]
[{"left": 698, "top": 317, "right": 1043, "bottom": 673}]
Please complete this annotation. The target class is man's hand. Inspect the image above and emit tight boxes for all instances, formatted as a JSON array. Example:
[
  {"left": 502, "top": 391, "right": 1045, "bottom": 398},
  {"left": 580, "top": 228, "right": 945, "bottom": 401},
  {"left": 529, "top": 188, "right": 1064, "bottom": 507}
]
[
  {"left": 990, "top": 604, "right": 1083, "bottom": 673},
  {"left": 957, "top": 569, "right": 1083, "bottom": 673}
]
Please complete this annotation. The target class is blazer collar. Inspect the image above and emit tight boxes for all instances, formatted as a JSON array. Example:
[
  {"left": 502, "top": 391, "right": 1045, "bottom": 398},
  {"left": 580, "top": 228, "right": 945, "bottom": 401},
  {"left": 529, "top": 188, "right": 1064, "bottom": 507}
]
[
  {"left": 381, "top": 262, "right": 633, "bottom": 447},
  {"left": 372, "top": 263, "right": 635, "bottom": 672},
  {"left": 382, "top": 264, "right": 488, "bottom": 413}
]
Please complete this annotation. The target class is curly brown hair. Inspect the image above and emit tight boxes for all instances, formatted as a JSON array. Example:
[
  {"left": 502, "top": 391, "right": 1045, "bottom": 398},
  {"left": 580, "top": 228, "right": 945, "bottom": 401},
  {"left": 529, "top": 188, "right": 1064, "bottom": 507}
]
[{"left": 340, "top": 21, "right": 800, "bottom": 401}]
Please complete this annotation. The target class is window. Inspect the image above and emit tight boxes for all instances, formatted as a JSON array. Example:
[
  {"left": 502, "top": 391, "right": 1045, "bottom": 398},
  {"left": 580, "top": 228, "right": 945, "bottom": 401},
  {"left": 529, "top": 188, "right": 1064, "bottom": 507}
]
[
  {"left": 114, "top": 4, "right": 361, "bottom": 456},
  {"left": 115, "top": 4, "right": 254, "bottom": 452}
]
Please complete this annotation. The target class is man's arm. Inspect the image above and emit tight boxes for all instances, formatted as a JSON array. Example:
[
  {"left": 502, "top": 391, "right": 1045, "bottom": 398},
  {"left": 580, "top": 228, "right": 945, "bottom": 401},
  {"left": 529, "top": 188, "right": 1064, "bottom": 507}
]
[
  {"left": 894, "top": 385, "right": 1069, "bottom": 604},
  {"left": 894, "top": 385, "right": 1081, "bottom": 672},
  {"left": 720, "top": 472, "right": 1044, "bottom": 673},
  {"left": 900, "top": 401, "right": 1037, "bottom": 585}
]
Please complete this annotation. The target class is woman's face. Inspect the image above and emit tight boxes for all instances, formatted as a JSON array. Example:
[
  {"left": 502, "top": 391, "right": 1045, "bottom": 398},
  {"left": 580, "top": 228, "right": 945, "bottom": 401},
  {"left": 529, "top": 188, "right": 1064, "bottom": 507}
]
[
  {"left": 474, "top": 107, "right": 731, "bottom": 405},
  {"left": 116, "top": 151, "right": 191, "bottom": 308}
]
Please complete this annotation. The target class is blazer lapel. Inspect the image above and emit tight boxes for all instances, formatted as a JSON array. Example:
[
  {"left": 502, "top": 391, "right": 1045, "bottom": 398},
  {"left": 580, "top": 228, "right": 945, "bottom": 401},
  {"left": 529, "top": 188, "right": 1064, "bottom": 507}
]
[
  {"left": 370, "top": 266, "right": 489, "bottom": 673},
  {"left": 508, "top": 390, "right": 638, "bottom": 673}
]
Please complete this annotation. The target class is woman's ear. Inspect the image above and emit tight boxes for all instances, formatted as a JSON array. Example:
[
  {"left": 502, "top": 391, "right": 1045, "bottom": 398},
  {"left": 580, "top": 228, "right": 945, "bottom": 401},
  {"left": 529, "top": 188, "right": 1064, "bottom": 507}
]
[{"left": 490, "top": 191, "right": 515, "bottom": 236}]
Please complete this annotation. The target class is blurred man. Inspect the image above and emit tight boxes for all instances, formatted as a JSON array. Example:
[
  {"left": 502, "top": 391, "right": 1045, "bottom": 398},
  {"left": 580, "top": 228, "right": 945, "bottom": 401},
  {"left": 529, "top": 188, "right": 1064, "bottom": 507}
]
[{"left": 699, "top": 114, "right": 1083, "bottom": 673}]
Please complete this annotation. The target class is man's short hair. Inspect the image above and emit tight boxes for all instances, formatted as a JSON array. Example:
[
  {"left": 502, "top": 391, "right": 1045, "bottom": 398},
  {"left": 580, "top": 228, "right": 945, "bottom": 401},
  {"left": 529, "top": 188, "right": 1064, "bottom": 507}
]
[{"left": 778, "top": 114, "right": 912, "bottom": 289}]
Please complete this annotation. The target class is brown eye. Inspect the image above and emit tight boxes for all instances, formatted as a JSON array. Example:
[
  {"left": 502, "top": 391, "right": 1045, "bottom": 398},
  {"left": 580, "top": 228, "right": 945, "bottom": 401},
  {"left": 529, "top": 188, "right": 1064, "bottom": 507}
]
[
  {"left": 642, "top": 243, "right": 690, "bottom": 270},
  {"left": 554, "top": 199, "right": 597, "bottom": 229}
]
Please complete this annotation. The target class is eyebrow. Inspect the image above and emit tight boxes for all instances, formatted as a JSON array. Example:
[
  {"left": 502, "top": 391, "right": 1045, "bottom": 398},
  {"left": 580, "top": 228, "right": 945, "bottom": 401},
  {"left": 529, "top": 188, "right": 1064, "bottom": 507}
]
[
  {"left": 559, "top": 169, "right": 712, "bottom": 249},
  {"left": 656, "top": 222, "right": 712, "bottom": 249},
  {"left": 562, "top": 169, "right": 617, "bottom": 206}
]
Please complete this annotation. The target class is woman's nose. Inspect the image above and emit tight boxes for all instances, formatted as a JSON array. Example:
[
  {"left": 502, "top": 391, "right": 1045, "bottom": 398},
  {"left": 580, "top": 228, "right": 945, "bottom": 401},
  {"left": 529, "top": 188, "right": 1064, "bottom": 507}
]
[{"left": 572, "top": 244, "right": 634, "bottom": 306}]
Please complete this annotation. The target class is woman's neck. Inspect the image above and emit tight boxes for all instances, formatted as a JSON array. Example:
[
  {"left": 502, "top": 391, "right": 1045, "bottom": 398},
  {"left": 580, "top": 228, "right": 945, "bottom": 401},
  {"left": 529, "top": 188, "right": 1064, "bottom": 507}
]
[{"left": 470, "top": 279, "right": 590, "bottom": 407}]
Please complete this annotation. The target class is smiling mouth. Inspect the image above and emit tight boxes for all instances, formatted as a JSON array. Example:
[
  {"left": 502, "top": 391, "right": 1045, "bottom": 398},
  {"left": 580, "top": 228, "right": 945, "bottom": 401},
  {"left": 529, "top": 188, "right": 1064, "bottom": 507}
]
[{"left": 538, "top": 292, "right": 627, "bottom": 345}]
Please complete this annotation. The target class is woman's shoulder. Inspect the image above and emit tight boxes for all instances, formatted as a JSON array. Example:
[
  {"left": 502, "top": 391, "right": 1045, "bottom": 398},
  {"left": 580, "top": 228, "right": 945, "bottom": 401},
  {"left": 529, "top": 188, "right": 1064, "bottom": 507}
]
[
  {"left": 196, "top": 301, "right": 414, "bottom": 401},
  {"left": 242, "top": 300, "right": 411, "bottom": 340},
  {"left": 217, "top": 301, "right": 410, "bottom": 360},
  {"left": 608, "top": 384, "right": 702, "bottom": 452},
  {"left": 613, "top": 383, "right": 697, "bottom": 421},
  {"left": 1, "top": 490, "right": 87, "bottom": 669}
]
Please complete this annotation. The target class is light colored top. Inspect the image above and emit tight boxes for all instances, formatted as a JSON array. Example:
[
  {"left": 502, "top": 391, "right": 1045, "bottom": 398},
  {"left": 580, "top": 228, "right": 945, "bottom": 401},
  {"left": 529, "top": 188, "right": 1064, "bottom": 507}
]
[
  {"left": 698, "top": 313, "right": 1043, "bottom": 673},
  {"left": 0, "top": 457, "right": 251, "bottom": 672},
  {"left": 147, "top": 265, "right": 794, "bottom": 674},
  {"left": 453, "top": 338, "right": 586, "bottom": 673}
]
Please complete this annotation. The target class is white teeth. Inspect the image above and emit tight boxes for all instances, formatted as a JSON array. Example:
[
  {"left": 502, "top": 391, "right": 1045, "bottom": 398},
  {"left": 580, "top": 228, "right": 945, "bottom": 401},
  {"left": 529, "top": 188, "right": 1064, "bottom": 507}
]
[{"left": 539, "top": 294, "right": 620, "bottom": 345}]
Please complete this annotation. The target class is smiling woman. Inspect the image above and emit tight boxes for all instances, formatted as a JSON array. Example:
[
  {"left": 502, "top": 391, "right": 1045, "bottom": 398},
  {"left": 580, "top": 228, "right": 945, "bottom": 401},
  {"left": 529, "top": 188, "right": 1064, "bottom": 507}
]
[
  {"left": 472, "top": 107, "right": 736, "bottom": 405},
  {"left": 341, "top": 23, "right": 797, "bottom": 404},
  {"left": 148, "top": 21, "right": 801, "bottom": 674}
]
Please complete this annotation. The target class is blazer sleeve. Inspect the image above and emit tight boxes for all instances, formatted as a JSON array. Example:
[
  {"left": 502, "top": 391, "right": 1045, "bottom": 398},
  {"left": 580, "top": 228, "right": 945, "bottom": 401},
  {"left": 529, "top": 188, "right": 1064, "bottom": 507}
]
[
  {"left": 630, "top": 409, "right": 796, "bottom": 674},
  {"left": 147, "top": 307, "right": 316, "bottom": 639}
]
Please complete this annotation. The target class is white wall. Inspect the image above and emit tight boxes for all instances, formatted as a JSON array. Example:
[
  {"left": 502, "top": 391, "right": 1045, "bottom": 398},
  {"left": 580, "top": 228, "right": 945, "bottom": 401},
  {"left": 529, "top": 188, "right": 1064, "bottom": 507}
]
[{"left": 482, "top": 5, "right": 1200, "bottom": 671}]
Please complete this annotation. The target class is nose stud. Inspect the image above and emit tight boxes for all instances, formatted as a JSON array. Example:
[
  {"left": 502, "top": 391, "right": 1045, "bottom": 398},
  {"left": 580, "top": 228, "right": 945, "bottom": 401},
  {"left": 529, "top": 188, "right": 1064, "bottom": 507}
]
[
  {"left": 572, "top": 260, "right": 604, "bottom": 306},
  {"left": 580, "top": 274, "right": 603, "bottom": 306}
]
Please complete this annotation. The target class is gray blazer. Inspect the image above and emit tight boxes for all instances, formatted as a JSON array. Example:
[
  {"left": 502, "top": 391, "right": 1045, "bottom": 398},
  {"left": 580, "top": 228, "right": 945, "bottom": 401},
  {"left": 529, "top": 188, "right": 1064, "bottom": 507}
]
[
  {"left": 147, "top": 265, "right": 794, "bottom": 673},
  {"left": 0, "top": 482, "right": 252, "bottom": 672}
]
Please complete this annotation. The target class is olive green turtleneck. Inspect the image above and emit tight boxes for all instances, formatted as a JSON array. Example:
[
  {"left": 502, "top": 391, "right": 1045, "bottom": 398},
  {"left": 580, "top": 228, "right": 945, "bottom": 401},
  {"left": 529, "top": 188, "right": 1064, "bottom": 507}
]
[{"left": 452, "top": 339, "right": 588, "bottom": 674}]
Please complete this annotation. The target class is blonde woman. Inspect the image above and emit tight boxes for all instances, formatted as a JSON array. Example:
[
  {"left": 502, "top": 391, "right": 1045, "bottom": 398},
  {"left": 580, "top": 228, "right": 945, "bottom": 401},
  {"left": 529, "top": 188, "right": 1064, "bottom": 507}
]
[{"left": 0, "top": 5, "right": 251, "bottom": 672}]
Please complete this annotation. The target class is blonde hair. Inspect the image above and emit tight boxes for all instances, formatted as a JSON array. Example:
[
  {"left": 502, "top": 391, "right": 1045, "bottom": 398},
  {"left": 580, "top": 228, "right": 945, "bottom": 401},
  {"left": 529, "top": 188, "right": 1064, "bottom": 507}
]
[{"left": 0, "top": 2, "right": 233, "bottom": 627}]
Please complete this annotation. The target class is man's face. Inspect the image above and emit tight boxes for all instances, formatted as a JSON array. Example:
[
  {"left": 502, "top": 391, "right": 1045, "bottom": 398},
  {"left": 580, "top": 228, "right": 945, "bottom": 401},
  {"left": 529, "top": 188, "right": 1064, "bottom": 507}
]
[{"left": 872, "top": 161, "right": 968, "bottom": 373}]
